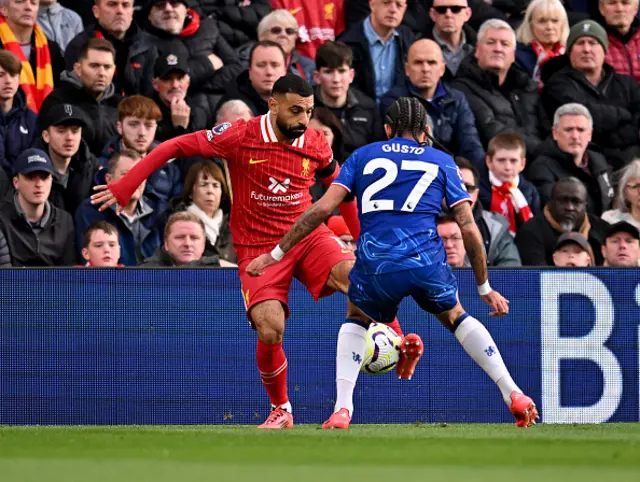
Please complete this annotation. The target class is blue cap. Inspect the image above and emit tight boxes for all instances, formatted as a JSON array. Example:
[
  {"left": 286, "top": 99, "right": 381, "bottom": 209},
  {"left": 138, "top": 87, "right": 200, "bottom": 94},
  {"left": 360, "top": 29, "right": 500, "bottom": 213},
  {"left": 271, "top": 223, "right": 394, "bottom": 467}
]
[{"left": 13, "top": 148, "right": 55, "bottom": 177}]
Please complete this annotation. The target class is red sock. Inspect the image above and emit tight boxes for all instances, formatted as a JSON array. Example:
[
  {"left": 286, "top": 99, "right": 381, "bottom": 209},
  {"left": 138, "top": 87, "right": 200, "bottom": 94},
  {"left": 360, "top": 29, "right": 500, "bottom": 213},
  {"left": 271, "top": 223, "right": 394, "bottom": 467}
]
[
  {"left": 256, "top": 339, "right": 289, "bottom": 407},
  {"left": 387, "top": 317, "right": 404, "bottom": 337}
]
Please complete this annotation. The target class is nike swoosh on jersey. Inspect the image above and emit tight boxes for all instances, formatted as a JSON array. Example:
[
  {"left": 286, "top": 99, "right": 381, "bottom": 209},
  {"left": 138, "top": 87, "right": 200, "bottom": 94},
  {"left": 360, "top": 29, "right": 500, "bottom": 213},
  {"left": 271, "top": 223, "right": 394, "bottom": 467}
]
[
  {"left": 19, "top": 126, "right": 28, "bottom": 134},
  {"left": 289, "top": 7, "right": 302, "bottom": 14},
  {"left": 249, "top": 158, "right": 269, "bottom": 164}
]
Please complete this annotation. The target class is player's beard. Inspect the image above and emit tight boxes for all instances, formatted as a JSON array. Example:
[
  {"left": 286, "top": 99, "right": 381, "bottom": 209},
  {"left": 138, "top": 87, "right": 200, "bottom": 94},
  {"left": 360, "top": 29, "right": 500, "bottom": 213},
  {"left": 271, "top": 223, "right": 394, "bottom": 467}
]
[{"left": 276, "top": 117, "right": 306, "bottom": 140}]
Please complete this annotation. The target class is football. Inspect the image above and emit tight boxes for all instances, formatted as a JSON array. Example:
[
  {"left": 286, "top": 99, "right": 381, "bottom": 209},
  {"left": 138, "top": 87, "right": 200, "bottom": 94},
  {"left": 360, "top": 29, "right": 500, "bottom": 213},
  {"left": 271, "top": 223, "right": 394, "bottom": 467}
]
[{"left": 361, "top": 323, "right": 402, "bottom": 375}]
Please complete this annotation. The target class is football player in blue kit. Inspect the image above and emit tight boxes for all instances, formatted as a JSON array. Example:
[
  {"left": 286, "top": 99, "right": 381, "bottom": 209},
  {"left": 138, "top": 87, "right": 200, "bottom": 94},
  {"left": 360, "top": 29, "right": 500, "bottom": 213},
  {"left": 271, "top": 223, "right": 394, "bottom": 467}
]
[{"left": 246, "top": 97, "right": 539, "bottom": 429}]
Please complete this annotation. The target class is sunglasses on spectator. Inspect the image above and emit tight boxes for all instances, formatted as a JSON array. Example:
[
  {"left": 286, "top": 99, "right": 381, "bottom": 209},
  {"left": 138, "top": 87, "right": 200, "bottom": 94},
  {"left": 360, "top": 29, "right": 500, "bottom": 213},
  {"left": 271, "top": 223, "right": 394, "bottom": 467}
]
[
  {"left": 269, "top": 26, "right": 298, "bottom": 36},
  {"left": 465, "top": 183, "right": 478, "bottom": 193},
  {"left": 153, "top": 0, "right": 184, "bottom": 7},
  {"left": 433, "top": 5, "right": 466, "bottom": 14}
]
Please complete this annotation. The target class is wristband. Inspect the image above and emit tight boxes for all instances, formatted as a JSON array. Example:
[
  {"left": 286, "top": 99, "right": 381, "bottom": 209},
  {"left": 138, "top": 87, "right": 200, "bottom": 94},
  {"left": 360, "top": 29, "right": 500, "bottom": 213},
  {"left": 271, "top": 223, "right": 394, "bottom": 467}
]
[
  {"left": 270, "top": 245, "right": 286, "bottom": 261},
  {"left": 477, "top": 281, "right": 492, "bottom": 296}
]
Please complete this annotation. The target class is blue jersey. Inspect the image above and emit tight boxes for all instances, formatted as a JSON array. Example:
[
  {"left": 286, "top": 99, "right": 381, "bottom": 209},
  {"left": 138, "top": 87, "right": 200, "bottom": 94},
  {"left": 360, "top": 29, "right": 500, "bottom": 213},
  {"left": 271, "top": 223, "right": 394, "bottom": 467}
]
[{"left": 333, "top": 137, "right": 471, "bottom": 274}]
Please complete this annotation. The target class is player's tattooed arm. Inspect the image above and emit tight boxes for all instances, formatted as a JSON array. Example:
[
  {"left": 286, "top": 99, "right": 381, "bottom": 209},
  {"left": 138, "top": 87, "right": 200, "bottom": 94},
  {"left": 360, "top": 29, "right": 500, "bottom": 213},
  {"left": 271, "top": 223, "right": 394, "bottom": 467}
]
[
  {"left": 452, "top": 201, "right": 489, "bottom": 285},
  {"left": 279, "top": 185, "right": 347, "bottom": 253}
]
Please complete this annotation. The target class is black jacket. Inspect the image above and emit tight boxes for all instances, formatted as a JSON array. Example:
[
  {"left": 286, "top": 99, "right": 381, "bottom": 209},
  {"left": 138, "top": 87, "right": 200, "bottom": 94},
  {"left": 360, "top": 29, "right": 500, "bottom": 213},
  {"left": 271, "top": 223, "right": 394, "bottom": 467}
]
[
  {"left": 515, "top": 212, "right": 609, "bottom": 266},
  {"left": 214, "top": 69, "right": 268, "bottom": 117},
  {"left": 451, "top": 55, "right": 543, "bottom": 158},
  {"left": 38, "top": 71, "right": 121, "bottom": 156},
  {"left": 528, "top": 138, "right": 615, "bottom": 216},
  {"left": 0, "top": 195, "right": 76, "bottom": 266},
  {"left": 145, "top": 14, "right": 239, "bottom": 91},
  {"left": 65, "top": 23, "right": 158, "bottom": 97},
  {"left": 0, "top": 90, "right": 37, "bottom": 176},
  {"left": 314, "top": 86, "right": 384, "bottom": 158},
  {"left": 541, "top": 56, "right": 640, "bottom": 169},
  {"left": 139, "top": 246, "right": 222, "bottom": 267},
  {"left": 338, "top": 20, "right": 415, "bottom": 101},
  {"left": 33, "top": 138, "right": 99, "bottom": 216},
  {"left": 198, "top": 0, "right": 271, "bottom": 48}
]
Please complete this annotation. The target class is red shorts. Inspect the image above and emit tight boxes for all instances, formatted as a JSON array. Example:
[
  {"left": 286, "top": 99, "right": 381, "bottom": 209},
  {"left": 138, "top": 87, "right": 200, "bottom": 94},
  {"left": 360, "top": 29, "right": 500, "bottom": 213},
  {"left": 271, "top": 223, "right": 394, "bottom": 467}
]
[{"left": 238, "top": 224, "right": 355, "bottom": 322}]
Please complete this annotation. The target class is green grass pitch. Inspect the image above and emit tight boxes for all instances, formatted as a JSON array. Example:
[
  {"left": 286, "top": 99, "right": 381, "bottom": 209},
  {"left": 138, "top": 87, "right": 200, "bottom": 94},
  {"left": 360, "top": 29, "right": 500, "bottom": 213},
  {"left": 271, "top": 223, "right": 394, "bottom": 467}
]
[{"left": 1, "top": 424, "right": 639, "bottom": 481}]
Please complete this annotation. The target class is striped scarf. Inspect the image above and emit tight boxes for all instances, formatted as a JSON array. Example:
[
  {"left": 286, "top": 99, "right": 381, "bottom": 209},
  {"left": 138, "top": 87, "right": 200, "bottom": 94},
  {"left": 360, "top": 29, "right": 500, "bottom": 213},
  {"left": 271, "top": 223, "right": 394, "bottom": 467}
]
[
  {"left": 0, "top": 15, "right": 53, "bottom": 113},
  {"left": 489, "top": 171, "right": 533, "bottom": 236}
]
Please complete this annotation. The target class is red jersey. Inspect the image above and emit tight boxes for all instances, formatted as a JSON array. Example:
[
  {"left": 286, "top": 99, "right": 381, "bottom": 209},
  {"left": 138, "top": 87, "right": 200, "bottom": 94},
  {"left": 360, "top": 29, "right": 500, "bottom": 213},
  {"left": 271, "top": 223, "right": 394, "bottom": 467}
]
[
  {"left": 109, "top": 115, "right": 335, "bottom": 260},
  {"left": 272, "top": 0, "right": 345, "bottom": 59}
]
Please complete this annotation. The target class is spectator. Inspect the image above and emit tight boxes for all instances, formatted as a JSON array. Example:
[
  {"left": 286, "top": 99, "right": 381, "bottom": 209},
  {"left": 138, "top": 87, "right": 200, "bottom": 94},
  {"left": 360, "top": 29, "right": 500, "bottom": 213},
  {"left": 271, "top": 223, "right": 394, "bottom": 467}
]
[
  {"left": 97, "top": 95, "right": 183, "bottom": 203},
  {"left": 424, "top": 0, "right": 475, "bottom": 75},
  {"left": 158, "top": 160, "right": 236, "bottom": 263},
  {"left": 455, "top": 157, "right": 522, "bottom": 266},
  {"left": 75, "top": 150, "right": 165, "bottom": 266},
  {"left": 0, "top": 0, "right": 64, "bottom": 113},
  {"left": 541, "top": 19, "right": 640, "bottom": 170},
  {"left": 313, "top": 41, "right": 382, "bottom": 158},
  {"left": 308, "top": 107, "right": 345, "bottom": 202},
  {"left": 516, "top": 177, "right": 609, "bottom": 266},
  {"left": 35, "top": 103, "right": 99, "bottom": 215},
  {"left": 436, "top": 215, "right": 466, "bottom": 267},
  {"left": 452, "top": 19, "right": 543, "bottom": 158},
  {"left": 601, "top": 220, "right": 640, "bottom": 266},
  {"left": 197, "top": 0, "right": 271, "bottom": 49},
  {"left": 65, "top": 0, "right": 158, "bottom": 97},
  {"left": 380, "top": 39, "right": 484, "bottom": 167},
  {"left": 141, "top": 211, "right": 229, "bottom": 267},
  {"left": 37, "top": 0, "right": 84, "bottom": 53},
  {"left": 478, "top": 133, "right": 540, "bottom": 236},
  {"left": 600, "top": 0, "right": 640, "bottom": 82},
  {"left": 0, "top": 148, "right": 75, "bottom": 266},
  {"left": 0, "top": 51, "right": 37, "bottom": 178},
  {"left": 144, "top": 0, "right": 240, "bottom": 94},
  {"left": 215, "top": 99, "right": 253, "bottom": 124},
  {"left": 529, "top": 103, "right": 614, "bottom": 216},
  {"left": 81, "top": 220, "right": 122, "bottom": 267},
  {"left": 345, "top": 0, "right": 431, "bottom": 37},
  {"left": 602, "top": 159, "right": 640, "bottom": 230},
  {"left": 327, "top": 214, "right": 356, "bottom": 252},
  {"left": 215, "top": 40, "right": 287, "bottom": 117},
  {"left": 271, "top": 0, "right": 345, "bottom": 59},
  {"left": 151, "top": 45, "right": 209, "bottom": 143},
  {"left": 246, "top": 9, "right": 315, "bottom": 82},
  {"left": 515, "top": 0, "right": 569, "bottom": 86},
  {"left": 39, "top": 38, "right": 121, "bottom": 157},
  {"left": 552, "top": 231, "right": 594, "bottom": 266},
  {"left": 339, "top": 0, "right": 415, "bottom": 103}
]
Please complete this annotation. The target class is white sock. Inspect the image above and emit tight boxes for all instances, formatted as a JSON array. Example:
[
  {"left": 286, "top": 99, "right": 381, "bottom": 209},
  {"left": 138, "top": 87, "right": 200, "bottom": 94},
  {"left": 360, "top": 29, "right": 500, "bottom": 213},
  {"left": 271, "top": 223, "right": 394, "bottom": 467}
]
[
  {"left": 271, "top": 402, "right": 292, "bottom": 414},
  {"left": 334, "top": 322, "right": 367, "bottom": 416},
  {"left": 454, "top": 316, "right": 521, "bottom": 405}
]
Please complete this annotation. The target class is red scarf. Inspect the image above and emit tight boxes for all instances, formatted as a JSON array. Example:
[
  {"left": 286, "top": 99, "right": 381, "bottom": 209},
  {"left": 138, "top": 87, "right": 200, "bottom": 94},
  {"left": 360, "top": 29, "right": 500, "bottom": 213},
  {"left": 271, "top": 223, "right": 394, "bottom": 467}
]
[
  {"left": 489, "top": 171, "right": 533, "bottom": 235},
  {"left": 531, "top": 40, "right": 565, "bottom": 86},
  {"left": 179, "top": 10, "right": 200, "bottom": 38}
]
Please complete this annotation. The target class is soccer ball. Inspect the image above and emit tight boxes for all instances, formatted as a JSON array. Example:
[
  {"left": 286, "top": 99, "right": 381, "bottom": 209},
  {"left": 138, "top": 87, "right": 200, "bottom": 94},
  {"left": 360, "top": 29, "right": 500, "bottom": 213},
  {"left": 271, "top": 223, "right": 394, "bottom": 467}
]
[{"left": 360, "top": 323, "right": 402, "bottom": 375}]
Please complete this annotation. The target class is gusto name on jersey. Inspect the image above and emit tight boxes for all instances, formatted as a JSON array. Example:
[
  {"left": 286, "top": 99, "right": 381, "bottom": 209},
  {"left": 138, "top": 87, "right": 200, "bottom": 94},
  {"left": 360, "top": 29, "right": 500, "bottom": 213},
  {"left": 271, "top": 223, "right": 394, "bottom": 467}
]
[{"left": 381, "top": 144, "right": 425, "bottom": 155}]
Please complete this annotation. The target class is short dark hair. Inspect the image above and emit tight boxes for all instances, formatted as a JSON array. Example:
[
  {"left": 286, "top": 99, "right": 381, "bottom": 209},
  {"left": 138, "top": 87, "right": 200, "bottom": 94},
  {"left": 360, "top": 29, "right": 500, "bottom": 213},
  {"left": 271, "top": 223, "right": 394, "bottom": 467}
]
[
  {"left": 107, "top": 149, "right": 141, "bottom": 175},
  {"left": 82, "top": 221, "right": 118, "bottom": 248},
  {"left": 78, "top": 38, "right": 116, "bottom": 62},
  {"left": 315, "top": 41, "right": 353, "bottom": 70},
  {"left": 311, "top": 107, "right": 345, "bottom": 163},
  {"left": 183, "top": 160, "right": 228, "bottom": 205},
  {"left": 271, "top": 73, "right": 313, "bottom": 97},
  {"left": 487, "top": 132, "right": 526, "bottom": 158},
  {"left": 551, "top": 176, "right": 586, "bottom": 199},
  {"left": 249, "top": 40, "right": 286, "bottom": 66},
  {"left": 0, "top": 50, "right": 21, "bottom": 76},
  {"left": 454, "top": 156, "right": 479, "bottom": 186},
  {"left": 437, "top": 214, "right": 456, "bottom": 226}
]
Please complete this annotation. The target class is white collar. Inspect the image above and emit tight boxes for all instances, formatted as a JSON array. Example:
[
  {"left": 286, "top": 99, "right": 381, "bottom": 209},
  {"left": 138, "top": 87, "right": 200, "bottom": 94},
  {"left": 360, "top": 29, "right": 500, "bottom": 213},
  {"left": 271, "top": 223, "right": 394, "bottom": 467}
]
[{"left": 259, "top": 114, "right": 305, "bottom": 148}]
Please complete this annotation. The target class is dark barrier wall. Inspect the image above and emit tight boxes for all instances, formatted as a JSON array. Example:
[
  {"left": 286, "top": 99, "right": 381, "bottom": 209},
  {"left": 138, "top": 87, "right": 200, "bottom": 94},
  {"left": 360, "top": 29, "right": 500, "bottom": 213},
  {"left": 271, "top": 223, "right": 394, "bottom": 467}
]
[{"left": 1, "top": 269, "right": 638, "bottom": 425}]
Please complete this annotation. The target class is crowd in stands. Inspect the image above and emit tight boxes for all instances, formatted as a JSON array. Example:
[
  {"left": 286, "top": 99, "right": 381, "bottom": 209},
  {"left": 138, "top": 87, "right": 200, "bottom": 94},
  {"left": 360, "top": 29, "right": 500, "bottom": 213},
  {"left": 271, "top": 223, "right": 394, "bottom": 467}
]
[{"left": 0, "top": 0, "right": 638, "bottom": 269}]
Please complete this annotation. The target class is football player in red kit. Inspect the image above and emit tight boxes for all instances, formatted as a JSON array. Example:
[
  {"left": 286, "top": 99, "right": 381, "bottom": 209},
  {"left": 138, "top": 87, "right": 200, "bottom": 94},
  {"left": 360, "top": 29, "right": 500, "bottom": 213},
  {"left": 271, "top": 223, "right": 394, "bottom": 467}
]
[{"left": 91, "top": 74, "right": 422, "bottom": 429}]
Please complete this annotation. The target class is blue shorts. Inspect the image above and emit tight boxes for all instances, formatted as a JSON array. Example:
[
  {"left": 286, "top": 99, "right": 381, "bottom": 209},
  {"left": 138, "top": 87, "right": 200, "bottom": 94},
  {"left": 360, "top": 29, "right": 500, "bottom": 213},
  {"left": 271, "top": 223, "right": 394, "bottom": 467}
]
[{"left": 348, "top": 262, "right": 459, "bottom": 323}]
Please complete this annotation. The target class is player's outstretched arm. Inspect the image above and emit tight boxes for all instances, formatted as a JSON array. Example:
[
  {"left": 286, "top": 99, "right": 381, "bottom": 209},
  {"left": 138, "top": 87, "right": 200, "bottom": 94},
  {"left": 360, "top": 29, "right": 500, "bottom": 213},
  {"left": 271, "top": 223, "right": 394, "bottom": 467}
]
[
  {"left": 245, "top": 185, "right": 348, "bottom": 276},
  {"left": 452, "top": 201, "right": 509, "bottom": 316},
  {"left": 90, "top": 132, "right": 209, "bottom": 214}
]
